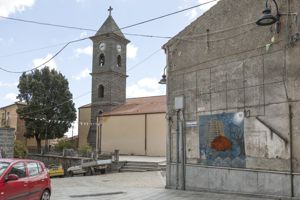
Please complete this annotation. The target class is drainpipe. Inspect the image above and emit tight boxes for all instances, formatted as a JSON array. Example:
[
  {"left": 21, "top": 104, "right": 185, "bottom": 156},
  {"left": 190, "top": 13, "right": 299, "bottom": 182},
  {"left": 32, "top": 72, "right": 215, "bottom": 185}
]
[
  {"left": 145, "top": 114, "right": 147, "bottom": 156},
  {"left": 181, "top": 110, "right": 186, "bottom": 190},
  {"left": 289, "top": 102, "right": 294, "bottom": 198},
  {"left": 176, "top": 110, "right": 180, "bottom": 189}
]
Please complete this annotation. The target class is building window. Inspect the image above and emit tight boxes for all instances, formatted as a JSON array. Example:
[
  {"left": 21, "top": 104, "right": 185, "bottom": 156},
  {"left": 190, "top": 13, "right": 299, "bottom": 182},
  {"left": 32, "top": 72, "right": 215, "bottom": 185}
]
[
  {"left": 117, "top": 55, "right": 121, "bottom": 67},
  {"left": 98, "top": 85, "right": 104, "bottom": 98},
  {"left": 99, "top": 54, "right": 105, "bottom": 66}
]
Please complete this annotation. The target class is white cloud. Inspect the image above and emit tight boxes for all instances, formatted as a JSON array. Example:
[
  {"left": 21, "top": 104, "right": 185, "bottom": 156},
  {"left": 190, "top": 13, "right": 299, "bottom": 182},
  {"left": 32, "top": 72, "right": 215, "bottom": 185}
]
[
  {"left": 32, "top": 54, "right": 57, "bottom": 70},
  {"left": 72, "top": 68, "right": 91, "bottom": 80},
  {"left": 75, "top": 46, "right": 92, "bottom": 56},
  {"left": 181, "top": 0, "right": 219, "bottom": 20},
  {"left": 186, "top": 8, "right": 198, "bottom": 20},
  {"left": 127, "top": 44, "right": 138, "bottom": 59},
  {"left": 127, "top": 78, "right": 166, "bottom": 98},
  {"left": 79, "top": 31, "right": 88, "bottom": 39},
  {"left": 198, "top": 0, "right": 219, "bottom": 11},
  {"left": 4, "top": 93, "right": 17, "bottom": 102},
  {"left": 0, "top": 81, "right": 18, "bottom": 88},
  {"left": 0, "top": 0, "right": 35, "bottom": 17}
]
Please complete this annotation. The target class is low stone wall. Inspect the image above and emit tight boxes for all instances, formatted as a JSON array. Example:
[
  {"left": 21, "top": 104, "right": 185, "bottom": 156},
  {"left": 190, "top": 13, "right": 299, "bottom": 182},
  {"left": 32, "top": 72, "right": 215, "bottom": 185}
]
[
  {"left": 0, "top": 128, "right": 14, "bottom": 158},
  {"left": 27, "top": 154, "right": 116, "bottom": 174},
  {"left": 28, "top": 154, "right": 85, "bottom": 172},
  {"left": 167, "top": 164, "right": 300, "bottom": 198}
]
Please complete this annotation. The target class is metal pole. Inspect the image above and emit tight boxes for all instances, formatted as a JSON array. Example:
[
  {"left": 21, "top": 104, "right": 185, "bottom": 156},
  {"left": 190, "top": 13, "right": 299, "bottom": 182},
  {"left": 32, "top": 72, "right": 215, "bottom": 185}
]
[
  {"left": 289, "top": 103, "right": 294, "bottom": 197},
  {"left": 176, "top": 110, "right": 180, "bottom": 189},
  {"left": 181, "top": 111, "right": 186, "bottom": 190},
  {"left": 96, "top": 116, "right": 99, "bottom": 159},
  {"left": 99, "top": 123, "right": 102, "bottom": 154}
]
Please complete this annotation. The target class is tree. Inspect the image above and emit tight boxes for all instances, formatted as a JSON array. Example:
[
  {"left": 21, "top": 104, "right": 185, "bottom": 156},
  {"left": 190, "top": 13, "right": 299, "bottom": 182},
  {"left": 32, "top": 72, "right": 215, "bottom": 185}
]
[
  {"left": 17, "top": 67, "right": 76, "bottom": 152},
  {"left": 14, "top": 140, "right": 28, "bottom": 158}
]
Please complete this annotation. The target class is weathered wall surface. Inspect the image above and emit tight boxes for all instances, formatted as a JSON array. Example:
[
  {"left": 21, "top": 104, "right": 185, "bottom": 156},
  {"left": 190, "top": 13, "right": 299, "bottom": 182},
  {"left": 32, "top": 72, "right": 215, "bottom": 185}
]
[
  {"left": 164, "top": 0, "right": 300, "bottom": 197},
  {"left": 78, "top": 107, "right": 91, "bottom": 148},
  {"left": 102, "top": 113, "right": 167, "bottom": 156},
  {"left": 0, "top": 128, "right": 14, "bottom": 158}
]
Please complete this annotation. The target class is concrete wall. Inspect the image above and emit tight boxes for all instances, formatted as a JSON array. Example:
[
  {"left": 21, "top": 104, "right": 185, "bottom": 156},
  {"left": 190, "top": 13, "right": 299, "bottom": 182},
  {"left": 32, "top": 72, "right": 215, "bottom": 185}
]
[
  {"left": 78, "top": 107, "right": 91, "bottom": 148},
  {"left": 102, "top": 113, "right": 167, "bottom": 156},
  {"left": 164, "top": 0, "right": 300, "bottom": 197},
  {"left": 0, "top": 128, "right": 14, "bottom": 158},
  {"left": 78, "top": 106, "right": 167, "bottom": 156},
  {"left": 168, "top": 164, "right": 300, "bottom": 197},
  {"left": 102, "top": 115, "right": 145, "bottom": 155},
  {"left": 147, "top": 114, "right": 167, "bottom": 156}
]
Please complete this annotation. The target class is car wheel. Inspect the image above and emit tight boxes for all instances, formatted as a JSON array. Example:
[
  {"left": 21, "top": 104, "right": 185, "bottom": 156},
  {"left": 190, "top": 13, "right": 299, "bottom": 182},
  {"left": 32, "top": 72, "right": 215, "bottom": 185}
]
[
  {"left": 69, "top": 171, "right": 73, "bottom": 177},
  {"left": 41, "top": 189, "right": 50, "bottom": 200}
]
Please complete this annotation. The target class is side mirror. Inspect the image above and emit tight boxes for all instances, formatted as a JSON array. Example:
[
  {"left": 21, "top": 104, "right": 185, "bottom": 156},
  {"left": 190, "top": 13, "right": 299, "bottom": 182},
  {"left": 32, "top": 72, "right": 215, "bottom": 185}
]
[{"left": 5, "top": 174, "right": 19, "bottom": 182}]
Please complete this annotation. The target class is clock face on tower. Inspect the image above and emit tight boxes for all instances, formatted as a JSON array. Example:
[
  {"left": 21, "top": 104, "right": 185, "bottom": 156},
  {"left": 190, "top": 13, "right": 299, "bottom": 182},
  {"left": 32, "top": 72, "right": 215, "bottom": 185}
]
[
  {"left": 99, "top": 43, "right": 106, "bottom": 51},
  {"left": 116, "top": 44, "right": 121, "bottom": 53}
]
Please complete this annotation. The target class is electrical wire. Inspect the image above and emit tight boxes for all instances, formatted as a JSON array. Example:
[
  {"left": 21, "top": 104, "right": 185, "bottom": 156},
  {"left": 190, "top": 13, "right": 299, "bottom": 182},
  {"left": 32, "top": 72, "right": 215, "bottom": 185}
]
[
  {"left": 0, "top": 0, "right": 218, "bottom": 32},
  {"left": 16, "top": 47, "right": 162, "bottom": 116},
  {"left": 0, "top": 0, "right": 219, "bottom": 74},
  {"left": 0, "top": 37, "right": 89, "bottom": 74}
]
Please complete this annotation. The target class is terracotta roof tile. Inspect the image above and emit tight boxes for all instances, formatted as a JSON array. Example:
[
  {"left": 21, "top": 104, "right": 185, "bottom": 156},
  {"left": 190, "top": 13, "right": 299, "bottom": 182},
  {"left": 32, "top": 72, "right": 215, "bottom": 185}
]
[{"left": 79, "top": 95, "right": 166, "bottom": 116}]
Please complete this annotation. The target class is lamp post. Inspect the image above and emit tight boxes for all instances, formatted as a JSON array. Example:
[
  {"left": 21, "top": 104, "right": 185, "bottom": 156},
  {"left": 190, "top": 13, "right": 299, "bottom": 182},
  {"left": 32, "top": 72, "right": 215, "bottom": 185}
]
[
  {"left": 158, "top": 66, "right": 167, "bottom": 85},
  {"left": 96, "top": 111, "right": 103, "bottom": 158},
  {"left": 256, "top": 0, "right": 281, "bottom": 29}
]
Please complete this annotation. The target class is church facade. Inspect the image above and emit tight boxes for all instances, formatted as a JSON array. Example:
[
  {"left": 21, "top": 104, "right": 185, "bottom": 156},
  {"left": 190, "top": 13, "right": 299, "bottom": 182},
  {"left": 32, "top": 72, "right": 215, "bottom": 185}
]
[
  {"left": 78, "top": 9, "right": 167, "bottom": 156},
  {"left": 87, "top": 10, "right": 130, "bottom": 149}
]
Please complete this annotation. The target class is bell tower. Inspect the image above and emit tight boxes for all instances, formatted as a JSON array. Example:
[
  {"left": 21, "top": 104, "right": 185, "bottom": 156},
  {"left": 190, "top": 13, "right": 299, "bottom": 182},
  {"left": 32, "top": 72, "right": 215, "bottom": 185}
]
[{"left": 88, "top": 7, "right": 130, "bottom": 148}]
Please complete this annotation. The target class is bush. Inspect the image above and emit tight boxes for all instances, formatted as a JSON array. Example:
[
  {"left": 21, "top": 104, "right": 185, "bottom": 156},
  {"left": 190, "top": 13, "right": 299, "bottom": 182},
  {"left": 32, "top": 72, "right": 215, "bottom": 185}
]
[
  {"left": 79, "top": 145, "right": 92, "bottom": 156},
  {"left": 54, "top": 140, "right": 76, "bottom": 152},
  {"left": 14, "top": 140, "right": 27, "bottom": 158}
]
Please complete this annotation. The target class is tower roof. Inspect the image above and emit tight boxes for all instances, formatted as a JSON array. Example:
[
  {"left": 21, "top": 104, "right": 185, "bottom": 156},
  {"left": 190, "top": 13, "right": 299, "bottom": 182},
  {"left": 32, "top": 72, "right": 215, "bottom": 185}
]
[{"left": 96, "top": 15, "right": 125, "bottom": 38}]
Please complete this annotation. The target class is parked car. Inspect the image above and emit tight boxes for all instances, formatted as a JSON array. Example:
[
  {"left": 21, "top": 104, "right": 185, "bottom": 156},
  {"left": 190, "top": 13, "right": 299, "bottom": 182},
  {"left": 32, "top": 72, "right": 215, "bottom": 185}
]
[
  {"left": 0, "top": 158, "right": 51, "bottom": 200},
  {"left": 48, "top": 164, "right": 64, "bottom": 178}
]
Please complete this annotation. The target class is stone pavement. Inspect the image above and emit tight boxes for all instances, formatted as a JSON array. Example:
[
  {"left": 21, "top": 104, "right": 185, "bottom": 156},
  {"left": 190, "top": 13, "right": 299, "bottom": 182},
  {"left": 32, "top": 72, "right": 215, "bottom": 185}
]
[{"left": 51, "top": 171, "right": 283, "bottom": 200}]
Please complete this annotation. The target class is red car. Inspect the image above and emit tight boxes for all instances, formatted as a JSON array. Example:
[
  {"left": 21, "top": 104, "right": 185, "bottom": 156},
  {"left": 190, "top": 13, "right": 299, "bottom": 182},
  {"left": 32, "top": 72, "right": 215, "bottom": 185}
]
[{"left": 0, "top": 159, "right": 51, "bottom": 200}]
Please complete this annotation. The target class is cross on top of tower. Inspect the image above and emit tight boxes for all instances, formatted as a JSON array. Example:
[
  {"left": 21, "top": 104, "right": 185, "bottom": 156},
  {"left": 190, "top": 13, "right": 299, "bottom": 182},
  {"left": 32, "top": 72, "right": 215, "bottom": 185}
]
[{"left": 108, "top": 6, "right": 113, "bottom": 16}]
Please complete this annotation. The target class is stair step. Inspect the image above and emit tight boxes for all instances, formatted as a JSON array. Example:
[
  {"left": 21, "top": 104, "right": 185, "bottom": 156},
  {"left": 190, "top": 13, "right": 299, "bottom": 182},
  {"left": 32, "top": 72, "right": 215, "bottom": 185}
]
[
  {"left": 126, "top": 161, "right": 159, "bottom": 165},
  {"left": 120, "top": 168, "right": 147, "bottom": 172},
  {"left": 122, "top": 166, "right": 161, "bottom": 171},
  {"left": 119, "top": 161, "right": 166, "bottom": 173}
]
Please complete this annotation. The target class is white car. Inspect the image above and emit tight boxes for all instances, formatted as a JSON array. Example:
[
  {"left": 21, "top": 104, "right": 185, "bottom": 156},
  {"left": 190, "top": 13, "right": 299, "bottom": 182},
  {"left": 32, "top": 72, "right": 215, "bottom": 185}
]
[{"left": 67, "top": 159, "right": 112, "bottom": 176}]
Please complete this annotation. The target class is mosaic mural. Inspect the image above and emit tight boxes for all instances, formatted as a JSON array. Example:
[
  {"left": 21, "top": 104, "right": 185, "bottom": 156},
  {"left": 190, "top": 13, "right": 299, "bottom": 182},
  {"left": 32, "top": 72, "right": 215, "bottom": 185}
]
[{"left": 199, "top": 112, "right": 245, "bottom": 168}]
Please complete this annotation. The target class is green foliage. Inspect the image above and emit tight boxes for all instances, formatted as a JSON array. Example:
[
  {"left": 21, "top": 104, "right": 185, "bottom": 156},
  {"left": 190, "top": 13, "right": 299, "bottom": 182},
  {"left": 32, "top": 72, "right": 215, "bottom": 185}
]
[
  {"left": 16, "top": 67, "right": 76, "bottom": 150},
  {"left": 14, "top": 140, "right": 27, "bottom": 158},
  {"left": 54, "top": 139, "right": 76, "bottom": 152},
  {"left": 78, "top": 145, "right": 92, "bottom": 155}
]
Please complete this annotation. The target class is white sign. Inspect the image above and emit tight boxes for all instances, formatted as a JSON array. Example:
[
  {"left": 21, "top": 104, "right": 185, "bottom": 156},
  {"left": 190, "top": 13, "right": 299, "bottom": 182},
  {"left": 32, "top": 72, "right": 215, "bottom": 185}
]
[{"left": 186, "top": 121, "right": 197, "bottom": 127}]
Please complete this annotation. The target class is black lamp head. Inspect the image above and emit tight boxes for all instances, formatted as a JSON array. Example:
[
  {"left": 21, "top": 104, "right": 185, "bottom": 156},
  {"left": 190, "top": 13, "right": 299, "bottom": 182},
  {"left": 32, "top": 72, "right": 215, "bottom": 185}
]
[
  {"left": 256, "top": 0, "right": 280, "bottom": 26},
  {"left": 158, "top": 74, "right": 167, "bottom": 85},
  {"left": 256, "top": 8, "right": 278, "bottom": 26}
]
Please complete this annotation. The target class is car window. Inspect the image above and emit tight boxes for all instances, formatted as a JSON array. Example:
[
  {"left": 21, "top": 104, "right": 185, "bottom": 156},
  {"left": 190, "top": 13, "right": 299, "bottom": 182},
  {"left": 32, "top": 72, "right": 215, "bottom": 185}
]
[
  {"left": 0, "top": 162, "right": 10, "bottom": 176},
  {"left": 8, "top": 162, "right": 26, "bottom": 178},
  {"left": 27, "top": 162, "right": 39, "bottom": 176}
]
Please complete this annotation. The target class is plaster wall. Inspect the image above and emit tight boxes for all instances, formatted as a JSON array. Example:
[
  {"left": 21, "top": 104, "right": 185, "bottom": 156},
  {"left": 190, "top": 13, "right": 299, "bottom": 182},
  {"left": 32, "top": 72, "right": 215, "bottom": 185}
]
[
  {"left": 164, "top": 0, "right": 300, "bottom": 197},
  {"left": 78, "top": 107, "right": 91, "bottom": 148}
]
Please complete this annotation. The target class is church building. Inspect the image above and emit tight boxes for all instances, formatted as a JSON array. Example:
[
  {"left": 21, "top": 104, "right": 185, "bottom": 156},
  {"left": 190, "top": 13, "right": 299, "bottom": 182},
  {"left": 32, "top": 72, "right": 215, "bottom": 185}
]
[{"left": 78, "top": 8, "right": 167, "bottom": 156}]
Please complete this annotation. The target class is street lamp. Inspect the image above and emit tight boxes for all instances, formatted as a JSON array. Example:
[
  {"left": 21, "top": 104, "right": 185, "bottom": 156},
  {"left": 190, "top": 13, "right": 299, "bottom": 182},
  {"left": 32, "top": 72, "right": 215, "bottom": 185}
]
[
  {"left": 158, "top": 66, "right": 167, "bottom": 85},
  {"left": 96, "top": 110, "right": 103, "bottom": 158},
  {"left": 256, "top": 0, "right": 280, "bottom": 27}
]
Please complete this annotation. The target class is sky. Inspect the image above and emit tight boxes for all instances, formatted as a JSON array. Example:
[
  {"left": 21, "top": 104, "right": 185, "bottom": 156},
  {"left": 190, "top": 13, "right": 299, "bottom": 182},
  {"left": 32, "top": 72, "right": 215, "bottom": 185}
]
[{"left": 0, "top": 0, "right": 218, "bottom": 136}]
